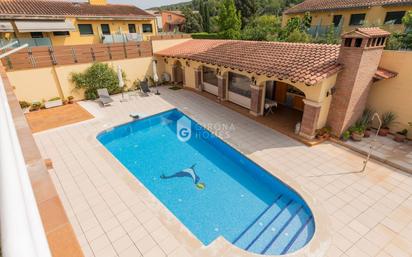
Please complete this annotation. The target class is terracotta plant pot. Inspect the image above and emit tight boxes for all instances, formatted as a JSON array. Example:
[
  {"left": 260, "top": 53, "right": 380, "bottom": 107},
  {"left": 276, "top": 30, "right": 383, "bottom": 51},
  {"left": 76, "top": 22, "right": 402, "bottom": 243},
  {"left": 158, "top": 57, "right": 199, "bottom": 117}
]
[
  {"left": 394, "top": 133, "right": 407, "bottom": 143},
  {"left": 378, "top": 127, "right": 390, "bottom": 136},
  {"left": 364, "top": 129, "right": 372, "bottom": 138},
  {"left": 351, "top": 132, "right": 364, "bottom": 141}
]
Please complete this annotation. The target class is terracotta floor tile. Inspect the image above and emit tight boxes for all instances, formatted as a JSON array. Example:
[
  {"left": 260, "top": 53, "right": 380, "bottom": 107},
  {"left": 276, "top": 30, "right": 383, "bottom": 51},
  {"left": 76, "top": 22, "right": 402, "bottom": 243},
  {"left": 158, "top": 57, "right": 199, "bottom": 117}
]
[
  {"left": 26, "top": 103, "right": 94, "bottom": 133},
  {"left": 47, "top": 224, "right": 84, "bottom": 257}
]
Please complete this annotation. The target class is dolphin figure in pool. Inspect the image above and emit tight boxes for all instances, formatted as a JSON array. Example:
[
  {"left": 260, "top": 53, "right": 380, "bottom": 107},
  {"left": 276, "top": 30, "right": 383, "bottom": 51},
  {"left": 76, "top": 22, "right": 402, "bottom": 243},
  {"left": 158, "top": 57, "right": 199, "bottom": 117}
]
[{"left": 160, "top": 164, "right": 205, "bottom": 189}]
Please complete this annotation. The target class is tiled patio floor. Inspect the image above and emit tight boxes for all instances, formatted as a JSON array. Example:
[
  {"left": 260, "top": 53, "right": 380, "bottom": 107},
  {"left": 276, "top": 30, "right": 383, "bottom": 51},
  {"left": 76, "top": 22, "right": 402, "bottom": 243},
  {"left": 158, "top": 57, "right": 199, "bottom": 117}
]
[
  {"left": 33, "top": 87, "right": 412, "bottom": 257},
  {"left": 344, "top": 132, "right": 412, "bottom": 173}
]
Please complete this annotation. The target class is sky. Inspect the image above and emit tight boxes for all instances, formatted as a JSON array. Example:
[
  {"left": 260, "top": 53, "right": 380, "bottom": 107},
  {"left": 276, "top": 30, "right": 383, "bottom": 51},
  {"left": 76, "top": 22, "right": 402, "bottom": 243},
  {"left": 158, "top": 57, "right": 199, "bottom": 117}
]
[{"left": 107, "top": 0, "right": 189, "bottom": 9}]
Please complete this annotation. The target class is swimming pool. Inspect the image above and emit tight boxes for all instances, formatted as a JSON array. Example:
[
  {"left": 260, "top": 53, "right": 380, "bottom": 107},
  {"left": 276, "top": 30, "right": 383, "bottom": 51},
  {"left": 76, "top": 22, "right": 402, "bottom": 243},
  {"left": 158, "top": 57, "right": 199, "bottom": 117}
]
[{"left": 97, "top": 109, "right": 315, "bottom": 255}]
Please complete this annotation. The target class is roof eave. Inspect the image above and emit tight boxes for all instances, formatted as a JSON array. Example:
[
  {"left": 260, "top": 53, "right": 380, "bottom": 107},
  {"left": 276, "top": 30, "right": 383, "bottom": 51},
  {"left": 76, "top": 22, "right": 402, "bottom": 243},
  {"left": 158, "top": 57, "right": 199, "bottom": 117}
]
[{"left": 0, "top": 15, "right": 155, "bottom": 21}]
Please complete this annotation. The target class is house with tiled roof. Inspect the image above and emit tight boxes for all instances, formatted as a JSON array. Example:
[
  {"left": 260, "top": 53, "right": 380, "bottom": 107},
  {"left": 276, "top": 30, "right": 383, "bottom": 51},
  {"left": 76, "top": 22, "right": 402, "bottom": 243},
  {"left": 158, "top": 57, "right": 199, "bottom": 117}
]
[
  {"left": 0, "top": 0, "right": 158, "bottom": 47},
  {"left": 282, "top": 0, "right": 412, "bottom": 36},
  {"left": 155, "top": 27, "right": 397, "bottom": 138}
]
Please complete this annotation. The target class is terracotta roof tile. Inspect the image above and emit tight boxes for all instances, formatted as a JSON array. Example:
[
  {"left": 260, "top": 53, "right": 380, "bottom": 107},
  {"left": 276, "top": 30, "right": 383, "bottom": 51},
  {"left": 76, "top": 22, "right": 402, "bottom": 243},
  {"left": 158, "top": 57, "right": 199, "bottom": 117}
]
[
  {"left": 155, "top": 39, "right": 342, "bottom": 86},
  {"left": 284, "top": 0, "right": 412, "bottom": 14},
  {"left": 0, "top": 0, "right": 154, "bottom": 19},
  {"left": 374, "top": 67, "right": 398, "bottom": 80},
  {"left": 355, "top": 27, "right": 392, "bottom": 37}
]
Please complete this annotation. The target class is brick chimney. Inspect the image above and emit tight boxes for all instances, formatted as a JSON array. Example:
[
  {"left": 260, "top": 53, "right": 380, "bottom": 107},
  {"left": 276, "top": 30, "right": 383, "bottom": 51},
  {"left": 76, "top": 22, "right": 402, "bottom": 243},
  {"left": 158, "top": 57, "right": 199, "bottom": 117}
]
[
  {"left": 327, "top": 27, "right": 390, "bottom": 136},
  {"left": 88, "top": 0, "right": 107, "bottom": 5}
]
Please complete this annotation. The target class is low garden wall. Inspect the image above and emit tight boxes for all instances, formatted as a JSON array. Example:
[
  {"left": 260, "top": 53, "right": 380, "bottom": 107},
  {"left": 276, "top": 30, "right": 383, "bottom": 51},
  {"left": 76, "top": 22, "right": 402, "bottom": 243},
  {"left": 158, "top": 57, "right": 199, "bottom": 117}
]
[
  {"left": 367, "top": 50, "right": 412, "bottom": 138},
  {"left": 5, "top": 38, "right": 191, "bottom": 103}
]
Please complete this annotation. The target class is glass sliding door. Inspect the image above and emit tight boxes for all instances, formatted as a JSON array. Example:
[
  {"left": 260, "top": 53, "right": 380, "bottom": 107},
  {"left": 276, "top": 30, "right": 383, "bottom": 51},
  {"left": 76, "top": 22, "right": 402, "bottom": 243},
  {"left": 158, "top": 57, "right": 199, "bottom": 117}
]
[
  {"left": 228, "top": 72, "right": 251, "bottom": 108},
  {"left": 202, "top": 66, "right": 218, "bottom": 95}
]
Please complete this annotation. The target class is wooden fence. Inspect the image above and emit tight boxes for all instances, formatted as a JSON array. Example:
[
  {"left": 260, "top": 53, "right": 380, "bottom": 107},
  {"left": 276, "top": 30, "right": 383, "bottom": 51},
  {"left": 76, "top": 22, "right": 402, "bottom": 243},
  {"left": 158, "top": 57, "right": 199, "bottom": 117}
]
[{"left": 1, "top": 41, "right": 153, "bottom": 71}]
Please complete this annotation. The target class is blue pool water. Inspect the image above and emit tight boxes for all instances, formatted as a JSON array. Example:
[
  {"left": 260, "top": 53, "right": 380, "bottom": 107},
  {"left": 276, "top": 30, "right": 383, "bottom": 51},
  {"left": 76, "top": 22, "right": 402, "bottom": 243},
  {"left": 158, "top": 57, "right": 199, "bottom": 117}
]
[{"left": 97, "top": 109, "right": 315, "bottom": 255}]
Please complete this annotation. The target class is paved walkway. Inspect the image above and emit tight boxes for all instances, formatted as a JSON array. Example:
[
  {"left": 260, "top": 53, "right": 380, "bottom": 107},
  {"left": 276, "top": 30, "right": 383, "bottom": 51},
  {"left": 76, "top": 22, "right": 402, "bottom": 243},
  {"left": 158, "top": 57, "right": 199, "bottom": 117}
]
[
  {"left": 344, "top": 133, "right": 412, "bottom": 173},
  {"left": 33, "top": 87, "right": 412, "bottom": 257}
]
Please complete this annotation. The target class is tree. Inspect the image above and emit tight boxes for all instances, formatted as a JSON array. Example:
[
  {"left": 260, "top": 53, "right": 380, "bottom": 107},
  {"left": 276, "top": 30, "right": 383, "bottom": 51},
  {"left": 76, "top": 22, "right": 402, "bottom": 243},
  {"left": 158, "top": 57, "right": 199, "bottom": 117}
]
[
  {"left": 242, "top": 15, "right": 281, "bottom": 41},
  {"left": 402, "top": 10, "right": 412, "bottom": 30},
  {"left": 71, "top": 63, "right": 125, "bottom": 100},
  {"left": 199, "top": 0, "right": 211, "bottom": 32},
  {"left": 235, "top": 0, "right": 258, "bottom": 28},
  {"left": 182, "top": 7, "right": 203, "bottom": 33},
  {"left": 279, "top": 12, "right": 311, "bottom": 41},
  {"left": 257, "top": 0, "right": 284, "bottom": 16},
  {"left": 218, "top": 0, "right": 242, "bottom": 39},
  {"left": 285, "top": 29, "right": 311, "bottom": 42}
]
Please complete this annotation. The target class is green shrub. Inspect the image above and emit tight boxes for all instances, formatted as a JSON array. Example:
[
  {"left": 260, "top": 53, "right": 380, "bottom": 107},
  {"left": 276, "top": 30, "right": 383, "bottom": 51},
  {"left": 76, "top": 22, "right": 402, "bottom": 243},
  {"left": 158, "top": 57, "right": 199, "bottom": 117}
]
[
  {"left": 341, "top": 130, "right": 351, "bottom": 141},
  {"left": 48, "top": 96, "right": 61, "bottom": 101},
  {"left": 19, "top": 101, "right": 30, "bottom": 109},
  {"left": 70, "top": 62, "right": 126, "bottom": 100},
  {"left": 30, "top": 101, "right": 41, "bottom": 111},
  {"left": 381, "top": 111, "right": 397, "bottom": 129},
  {"left": 191, "top": 32, "right": 221, "bottom": 39}
]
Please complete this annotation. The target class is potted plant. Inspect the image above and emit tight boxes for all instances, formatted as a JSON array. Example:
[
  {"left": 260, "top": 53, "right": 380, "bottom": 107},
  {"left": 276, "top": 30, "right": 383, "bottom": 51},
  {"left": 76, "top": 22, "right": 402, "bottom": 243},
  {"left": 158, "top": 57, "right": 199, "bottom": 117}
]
[
  {"left": 349, "top": 123, "right": 365, "bottom": 141},
  {"left": 67, "top": 96, "right": 74, "bottom": 104},
  {"left": 394, "top": 129, "right": 408, "bottom": 142},
  {"left": 360, "top": 109, "right": 374, "bottom": 138},
  {"left": 341, "top": 130, "right": 351, "bottom": 142},
  {"left": 45, "top": 97, "right": 63, "bottom": 109},
  {"left": 315, "top": 126, "right": 332, "bottom": 140},
  {"left": 19, "top": 101, "right": 31, "bottom": 113},
  {"left": 378, "top": 112, "right": 397, "bottom": 136},
  {"left": 30, "top": 101, "right": 41, "bottom": 112}
]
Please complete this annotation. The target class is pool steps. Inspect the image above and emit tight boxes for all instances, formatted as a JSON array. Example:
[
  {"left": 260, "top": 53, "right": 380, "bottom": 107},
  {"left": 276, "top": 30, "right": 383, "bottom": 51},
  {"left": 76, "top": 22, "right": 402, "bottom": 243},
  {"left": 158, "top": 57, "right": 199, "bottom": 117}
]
[{"left": 233, "top": 194, "right": 314, "bottom": 255}]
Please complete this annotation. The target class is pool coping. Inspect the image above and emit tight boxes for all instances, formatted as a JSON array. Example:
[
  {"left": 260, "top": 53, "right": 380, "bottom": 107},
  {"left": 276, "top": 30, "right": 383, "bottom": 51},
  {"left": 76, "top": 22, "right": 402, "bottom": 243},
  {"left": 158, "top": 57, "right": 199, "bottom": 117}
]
[{"left": 89, "top": 107, "right": 332, "bottom": 257}]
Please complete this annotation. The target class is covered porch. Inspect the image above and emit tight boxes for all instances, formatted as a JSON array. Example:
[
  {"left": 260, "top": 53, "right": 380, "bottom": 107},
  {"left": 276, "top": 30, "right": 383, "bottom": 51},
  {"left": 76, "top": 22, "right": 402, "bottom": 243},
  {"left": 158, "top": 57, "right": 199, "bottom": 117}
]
[
  {"left": 155, "top": 40, "right": 342, "bottom": 140},
  {"left": 161, "top": 56, "right": 337, "bottom": 140}
]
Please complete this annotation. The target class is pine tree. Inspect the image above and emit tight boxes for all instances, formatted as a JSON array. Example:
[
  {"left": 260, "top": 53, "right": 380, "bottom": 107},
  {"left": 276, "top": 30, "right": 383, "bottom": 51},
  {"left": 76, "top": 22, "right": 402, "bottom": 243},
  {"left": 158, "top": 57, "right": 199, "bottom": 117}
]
[
  {"left": 199, "top": 0, "right": 211, "bottom": 33},
  {"left": 235, "top": 0, "right": 258, "bottom": 28},
  {"left": 182, "top": 7, "right": 203, "bottom": 33},
  {"left": 218, "top": 0, "right": 241, "bottom": 39}
]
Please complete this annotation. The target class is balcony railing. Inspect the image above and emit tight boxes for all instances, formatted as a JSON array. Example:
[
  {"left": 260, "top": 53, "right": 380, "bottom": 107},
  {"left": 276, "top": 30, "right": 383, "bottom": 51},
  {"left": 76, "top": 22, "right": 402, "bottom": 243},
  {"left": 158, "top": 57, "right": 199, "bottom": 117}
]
[
  {"left": 101, "top": 33, "right": 143, "bottom": 44},
  {"left": 0, "top": 68, "right": 52, "bottom": 257},
  {"left": 0, "top": 38, "right": 52, "bottom": 48},
  {"left": 307, "top": 25, "right": 342, "bottom": 38}
]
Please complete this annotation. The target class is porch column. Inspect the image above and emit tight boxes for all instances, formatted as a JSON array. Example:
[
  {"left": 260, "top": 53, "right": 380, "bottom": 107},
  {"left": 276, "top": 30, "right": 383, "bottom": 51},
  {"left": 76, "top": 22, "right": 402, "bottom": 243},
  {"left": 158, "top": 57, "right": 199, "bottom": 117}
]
[
  {"left": 182, "top": 67, "right": 186, "bottom": 86},
  {"left": 172, "top": 64, "right": 177, "bottom": 82},
  {"left": 194, "top": 68, "right": 202, "bottom": 91},
  {"left": 299, "top": 99, "right": 322, "bottom": 139},
  {"left": 250, "top": 84, "right": 264, "bottom": 116},
  {"left": 217, "top": 75, "right": 226, "bottom": 101}
]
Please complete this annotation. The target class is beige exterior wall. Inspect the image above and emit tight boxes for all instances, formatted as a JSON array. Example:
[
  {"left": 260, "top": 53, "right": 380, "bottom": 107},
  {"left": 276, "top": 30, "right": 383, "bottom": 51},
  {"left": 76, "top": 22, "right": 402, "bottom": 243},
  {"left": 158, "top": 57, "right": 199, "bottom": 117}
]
[
  {"left": 9, "top": 17, "right": 158, "bottom": 46},
  {"left": 7, "top": 67, "right": 61, "bottom": 102},
  {"left": 7, "top": 57, "right": 153, "bottom": 102},
  {"left": 367, "top": 50, "right": 412, "bottom": 138},
  {"left": 282, "top": 5, "right": 412, "bottom": 33}
]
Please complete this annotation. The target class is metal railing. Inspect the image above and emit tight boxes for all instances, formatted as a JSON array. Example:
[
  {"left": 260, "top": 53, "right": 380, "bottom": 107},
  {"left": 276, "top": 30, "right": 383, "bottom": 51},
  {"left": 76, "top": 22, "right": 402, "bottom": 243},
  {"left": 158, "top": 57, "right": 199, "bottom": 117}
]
[
  {"left": 307, "top": 25, "right": 342, "bottom": 38},
  {"left": 0, "top": 44, "right": 52, "bottom": 257},
  {"left": 101, "top": 33, "right": 143, "bottom": 44},
  {"left": 0, "top": 38, "right": 52, "bottom": 48}
]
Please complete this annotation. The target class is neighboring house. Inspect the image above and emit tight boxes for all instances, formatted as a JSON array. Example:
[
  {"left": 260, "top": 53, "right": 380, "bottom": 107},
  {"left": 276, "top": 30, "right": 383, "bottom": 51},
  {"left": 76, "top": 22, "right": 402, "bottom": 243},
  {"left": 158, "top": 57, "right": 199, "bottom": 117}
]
[
  {"left": 146, "top": 10, "right": 163, "bottom": 32},
  {"left": 161, "top": 11, "right": 186, "bottom": 33},
  {"left": 0, "top": 0, "right": 158, "bottom": 47},
  {"left": 156, "top": 28, "right": 398, "bottom": 138},
  {"left": 282, "top": 0, "right": 412, "bottom": 36}
]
